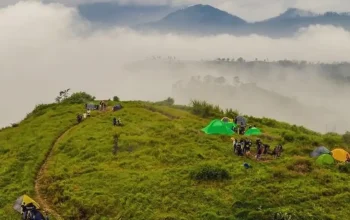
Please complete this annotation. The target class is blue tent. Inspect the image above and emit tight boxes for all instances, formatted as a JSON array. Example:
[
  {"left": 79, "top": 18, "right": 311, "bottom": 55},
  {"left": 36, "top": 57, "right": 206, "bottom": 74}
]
[{"left": 113, "top": 104, "right": 123, "bottom": 111}]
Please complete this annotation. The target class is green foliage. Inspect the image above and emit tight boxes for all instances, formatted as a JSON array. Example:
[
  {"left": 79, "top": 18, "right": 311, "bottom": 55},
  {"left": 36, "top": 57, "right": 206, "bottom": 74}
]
[
  {"left": 62, "top": 92, "right": 95, "bottom": 104},
  {"left": 1, "top": 99, "right": 350, "bottom": 219},
  {"left": 342, "top": 131, "right": 350, "bottom": 145},
  {"left": 190, "top": 164, "right": 230, "bottom": 181},
  {"left": 155, "top": 97, "right": 175, "bottom": 106},
  {"left": 0, "top": 104, "right": 80, "bottom": 218},
  {"left": 190, "top": 100, "right": 238, "bottom": 119},
  {"left": 191, "top": 100, "right": 223, "bottom": 118},
  {"left": 287, "top": 157, "right": 313, "bottom": 173},
  {"left": 55, "top": 88, "right": 70, "bottom": 103},
  {"left": 338, "top": 163, "right": 350, "bottom": 173},
  {"left": 113, "top": 96, "right": 120, "bottom": 102}
]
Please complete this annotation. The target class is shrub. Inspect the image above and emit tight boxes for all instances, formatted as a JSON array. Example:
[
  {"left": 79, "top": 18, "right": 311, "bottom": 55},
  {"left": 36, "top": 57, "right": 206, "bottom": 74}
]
[
  {"left": 342, "top": 131, "right": 350, "bottom": 145},
  {"left": 11, "top": 123, "right": 19, "bottom": 128},
  {"left": 191, "top": 100, "right": 223, "bottom": 118},
  {"left": 323, "top": 133, "right": 342, "bottom": 147},
  {"left": 62, "top": 92, "right": 95, "bottom": 104},
  {"left": 281, "top": 131, "right": 295, "bottom": 142},
  {"left": 113, "top": 96, "right": 120, "bottom": 102},
  {"left": 273, "top": 212, "right": 294, "bottom": 220},
  {"left": 190, "top": 164, "right": 230, "bottom": 181},
  {"left": 155, "top": 97, "right": 175, "bottom": 106},
  {"left": 287, "top": 157, "right": 313, "bottom": 173},
  {"left": 338, "top": 163, "right": 350, "bottom": 173}
]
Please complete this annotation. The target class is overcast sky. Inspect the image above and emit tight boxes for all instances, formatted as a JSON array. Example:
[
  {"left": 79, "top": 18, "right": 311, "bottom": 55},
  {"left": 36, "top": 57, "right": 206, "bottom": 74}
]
[{"left": 1, "top": 0, "right": 350, "bottom": 21}]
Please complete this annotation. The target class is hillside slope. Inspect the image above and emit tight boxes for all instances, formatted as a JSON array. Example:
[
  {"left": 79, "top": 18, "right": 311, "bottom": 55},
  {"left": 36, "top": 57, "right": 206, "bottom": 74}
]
[{"left": 1, "top": 99, "right": 350, "bottom": 219}]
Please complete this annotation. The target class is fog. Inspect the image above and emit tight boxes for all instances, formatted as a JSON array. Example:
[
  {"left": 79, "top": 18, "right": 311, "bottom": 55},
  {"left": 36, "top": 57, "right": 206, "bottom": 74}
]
[{"left": 1, "top": 1, "right": 350, "bottom": 133}]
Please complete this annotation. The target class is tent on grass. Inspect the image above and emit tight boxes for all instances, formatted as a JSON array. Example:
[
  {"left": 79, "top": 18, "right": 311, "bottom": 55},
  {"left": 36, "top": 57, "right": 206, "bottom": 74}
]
[
  {"left": 310, "top": 146, "right": 330, "bottom": 158},
  {"left": 331, "top": 148, "right": 349, "bottom": 162},
  {"left": 316, "top": 154, "right": 334, "bottom": 165},
  {"left": 201, "top": 119, "right": 234, "bottom": 135},
  {"left": 13, "top": 195, "right": 48, "bottom": 220},
  {"left": 234, "top": 115, "right": 247, "bottom": 127},
  {"left": 244, "top": 127, "right": 262, "bottom": 136},
  {"left": 86, "top": 103, "right": 97, "bottom": 110},
  {"left": 113, "top": 104, "right": 123, "bottom": 111},
  {"left": 221, "top": 117, "right": 233, "bottom": 123}
]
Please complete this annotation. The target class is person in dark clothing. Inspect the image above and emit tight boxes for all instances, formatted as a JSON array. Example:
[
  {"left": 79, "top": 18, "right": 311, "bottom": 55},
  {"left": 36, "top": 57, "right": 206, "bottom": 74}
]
[
  {"left": 77, "top": 114, "right": 82, "bottom": 123},
  {"left": 21, "top": 203, "right": 45, "bottom": 220},
  {"left": 236, "top": 143, "right": 243, "bottom": 156},
  {"left": 240, "top": 122, "right": 245, "bottom": 135},
  {"left": 263, "top": 144, "right": 270, "bottom": 155},
  {"left": 244, "top": 139, "right": 252, "bottom": 156},
  {"left": 113, "top": 117, "right": 117, "bottom": 126}
]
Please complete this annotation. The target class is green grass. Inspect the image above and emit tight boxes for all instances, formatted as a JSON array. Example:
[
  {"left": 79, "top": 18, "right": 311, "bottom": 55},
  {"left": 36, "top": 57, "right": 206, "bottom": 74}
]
[{"left": 1, "top": 100, "right": 350, "bottom": 219}]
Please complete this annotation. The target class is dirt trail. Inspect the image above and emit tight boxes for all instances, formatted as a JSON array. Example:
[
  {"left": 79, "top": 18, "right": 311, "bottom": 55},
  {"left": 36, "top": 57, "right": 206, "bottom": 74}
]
[{"left": 34, "top": 124, "right": 78, "bottom": 220}]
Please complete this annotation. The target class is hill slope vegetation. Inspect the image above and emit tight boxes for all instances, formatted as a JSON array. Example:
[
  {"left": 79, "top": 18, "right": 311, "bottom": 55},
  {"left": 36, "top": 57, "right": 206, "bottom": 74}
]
[{"left": 1, "top": 95, "right": 350, "bottom": 219}]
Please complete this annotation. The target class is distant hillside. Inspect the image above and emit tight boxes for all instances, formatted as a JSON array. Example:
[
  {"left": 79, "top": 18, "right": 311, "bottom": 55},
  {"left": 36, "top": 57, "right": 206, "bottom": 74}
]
[
  {"left": 138, "top": 4, "right": 246, "bottom": 34},
  {"left": 132, "top": 5, "right": 350, "bottom": 37},
  {"left": 78, "top": 2, "right": 177, "bottom": 26},
  {"left": 1, "top": 93, "right": 350, "bottom": 219}
]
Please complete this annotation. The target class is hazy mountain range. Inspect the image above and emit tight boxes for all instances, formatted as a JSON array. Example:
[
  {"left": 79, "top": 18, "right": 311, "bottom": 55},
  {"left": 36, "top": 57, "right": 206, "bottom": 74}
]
[{"left": 78, "top": 3, "right": 350, "bottom": 37}]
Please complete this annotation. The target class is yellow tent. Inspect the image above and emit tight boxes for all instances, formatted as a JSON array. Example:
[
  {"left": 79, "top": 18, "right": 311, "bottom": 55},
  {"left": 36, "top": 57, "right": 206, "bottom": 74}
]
[
  {"left": 13, "top": 195, "right": 40, "bottom": 213},
  {"left": 331, "top": 148, "right": 349, "bottom": 162}
]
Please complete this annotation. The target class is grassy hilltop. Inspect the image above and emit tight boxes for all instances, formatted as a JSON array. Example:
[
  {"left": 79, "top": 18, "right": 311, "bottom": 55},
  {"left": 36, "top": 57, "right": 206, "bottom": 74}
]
[{"left": 0, "top": 92, "right": 350, "bottom": 220}]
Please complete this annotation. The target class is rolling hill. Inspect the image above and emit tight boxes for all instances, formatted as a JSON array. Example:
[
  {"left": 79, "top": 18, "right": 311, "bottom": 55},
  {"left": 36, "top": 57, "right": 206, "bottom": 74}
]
[{"left": 1, "top": 92, "right": 350, "bottom": 219}]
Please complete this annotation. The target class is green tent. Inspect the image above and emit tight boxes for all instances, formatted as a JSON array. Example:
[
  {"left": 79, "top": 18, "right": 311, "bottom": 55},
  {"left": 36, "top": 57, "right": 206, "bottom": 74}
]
[
  {"left": 223, "top": 121, "right": 236, "bottom": 130},
  {"left": 201, "top": 119, "right": 234, "bottom": 135},
  {"left": 244, "top": 127, "right": 262, "bottom": 136},
  {"left": 316, "top": 154, "right": 334, "bottom": 165}
]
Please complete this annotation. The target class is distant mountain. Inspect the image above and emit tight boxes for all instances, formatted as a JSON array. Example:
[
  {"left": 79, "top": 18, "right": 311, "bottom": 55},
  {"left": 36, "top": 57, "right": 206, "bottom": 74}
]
[
  {"left": 273, "top": 8, "right": 318, "bottom": 19},
  {"left": 79, "top": 3, "right": 350, "bottom": 37},
  {"left": 136, "top": 4, "right": 247, "bottom": 35},
  {"left": 251, "top": 8, "right": 350, "bottom": 37},
  {"left": 78, "top": 2, "right": 178, "bottom": 26}
]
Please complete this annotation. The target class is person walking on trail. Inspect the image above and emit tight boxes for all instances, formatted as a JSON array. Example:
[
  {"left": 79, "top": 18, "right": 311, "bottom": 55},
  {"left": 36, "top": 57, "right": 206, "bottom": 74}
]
[
  {"left": 87, "top": 109, "right": 91, "bottom": 117},
  {"left": 83, "top": 113, "right": 87, "bottom": 119},
  {"left": 77, "top": 114, "right": 82, "bottom": 123}
]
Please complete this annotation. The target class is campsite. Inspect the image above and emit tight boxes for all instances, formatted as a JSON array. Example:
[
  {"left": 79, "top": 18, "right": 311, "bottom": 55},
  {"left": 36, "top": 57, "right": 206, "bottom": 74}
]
[{"left": 1, "top": 92, "right": 349, "bottom": 219}]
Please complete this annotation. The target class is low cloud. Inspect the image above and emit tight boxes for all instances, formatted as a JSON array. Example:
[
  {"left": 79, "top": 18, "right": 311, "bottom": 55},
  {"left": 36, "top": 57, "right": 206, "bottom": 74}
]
[{"left": 1, "top": 1, "right": 350, "bottom": 133}]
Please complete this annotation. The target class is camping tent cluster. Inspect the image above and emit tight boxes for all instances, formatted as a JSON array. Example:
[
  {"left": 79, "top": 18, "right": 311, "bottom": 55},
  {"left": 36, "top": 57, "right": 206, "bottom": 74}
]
[
  {"left": 201, "top": 116, "right": 262, "bottom": 136},
  {"left": 311, "top": 146, "right": 350, "bottom": 165}
]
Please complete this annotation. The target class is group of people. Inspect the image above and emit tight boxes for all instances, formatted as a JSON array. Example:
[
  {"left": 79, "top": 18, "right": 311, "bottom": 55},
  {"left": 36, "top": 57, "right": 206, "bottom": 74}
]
[
  {"left": 77, "top": 110, "right": 91, "bottom": 123},
  {"left": 232, "top": 138, "right": 283, "bottom": 160},
  {"left": 113, "top": 117, "right": 123, "bottom": 126}
]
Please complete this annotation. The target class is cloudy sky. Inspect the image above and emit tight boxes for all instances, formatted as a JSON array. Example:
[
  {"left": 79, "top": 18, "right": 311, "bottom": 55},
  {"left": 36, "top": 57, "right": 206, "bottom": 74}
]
[
  {"left": 1, "top": 1, "right": 350, "bottom": 132},
  {"left": 1, "top": 0, "right": 350, "bottom": 21}
]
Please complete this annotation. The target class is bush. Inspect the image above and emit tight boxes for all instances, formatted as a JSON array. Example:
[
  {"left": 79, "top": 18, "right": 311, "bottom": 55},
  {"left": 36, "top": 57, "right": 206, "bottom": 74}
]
[
  {"left": 281, "top": 131, "right": 295, "bottom": 142},
  {"left": 62, "top": 92, "right": 95, "bottom": 104},
  {"left": 113, "top": 96, "right": 120, "bottom": 102},
  {"left": 190, "top": 164, "right": 230, "bottom": 181},
  {"left": 342, "top": 131, "right": 350, "bottom": 145},
  {"left": 191, "top": 100, "right": 223, "bottom": 118},
  {"left": 287, "top": 157, "right": 313, "bottom": 173},
  {"left": 155, "top": 97, "right": 175, "bottom": 106},
  {"left": 338, "top": 163, "right": 350, "bottom": 173}
]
